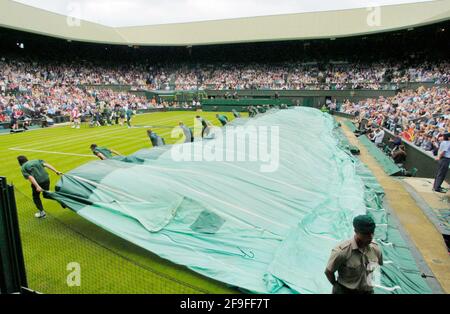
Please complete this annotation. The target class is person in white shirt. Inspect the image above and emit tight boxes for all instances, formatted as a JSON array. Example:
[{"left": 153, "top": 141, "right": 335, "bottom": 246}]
[
  {"left": 71, "top": 106, "right": 80, "bottom": 129},
  {"left": 372, "top": 127, "right": 385, "bottom": 147}
]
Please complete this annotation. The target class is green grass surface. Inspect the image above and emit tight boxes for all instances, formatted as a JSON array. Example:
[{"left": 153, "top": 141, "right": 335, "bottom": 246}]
[{"left": 0, "top": 111, "right": 246, "bottom": 294}]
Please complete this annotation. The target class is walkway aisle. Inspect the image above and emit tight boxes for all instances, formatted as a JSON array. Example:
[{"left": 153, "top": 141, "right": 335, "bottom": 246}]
[{"left": 338, "top": 117, "right": 450, "bottom": 293}]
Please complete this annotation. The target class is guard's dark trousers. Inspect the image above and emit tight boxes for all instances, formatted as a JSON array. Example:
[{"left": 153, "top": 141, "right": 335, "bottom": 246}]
[
  {"left": 433, "top": 157, "right": 450, "bottom": 191},
  {"left": 332, "top": 283, "right": 373, "bottom": 294}
]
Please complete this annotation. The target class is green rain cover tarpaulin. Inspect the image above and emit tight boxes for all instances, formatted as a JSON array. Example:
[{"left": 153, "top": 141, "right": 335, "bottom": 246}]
[{"left": 47, "top": 107, "right": 432, "bottom": 294}]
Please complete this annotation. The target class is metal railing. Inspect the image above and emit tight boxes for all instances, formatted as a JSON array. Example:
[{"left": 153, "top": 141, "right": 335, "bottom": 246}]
[{"left": 0, "top": 177, "right": 28, "bottom": 294}]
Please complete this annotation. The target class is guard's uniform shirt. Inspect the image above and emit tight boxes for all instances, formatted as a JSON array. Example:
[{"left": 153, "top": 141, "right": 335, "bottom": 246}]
[
  {"left": 326, "top": 238, "right": 383, "bottom": 292},
  {"left": 439, "top": 140, "right": 450, "bottom": 158}
]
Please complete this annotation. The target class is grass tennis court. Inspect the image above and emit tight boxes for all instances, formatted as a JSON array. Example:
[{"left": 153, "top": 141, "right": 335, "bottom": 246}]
[{"left": 0, "top": 111, "right": 245, "bottom": 294}]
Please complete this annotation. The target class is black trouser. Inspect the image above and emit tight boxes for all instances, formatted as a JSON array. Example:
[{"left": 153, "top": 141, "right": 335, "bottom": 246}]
[
  {"left": 433, "top": 157, "right": 450, "bottom": 191},
  {"left": 115, "top": 116, "right": 119, "bottom": 125},
  {"left": 332, "top": 283, "right": 373, "bottom": 294},
  {"left": 31, "top": 180, "right": 50, "bottom": 212}
]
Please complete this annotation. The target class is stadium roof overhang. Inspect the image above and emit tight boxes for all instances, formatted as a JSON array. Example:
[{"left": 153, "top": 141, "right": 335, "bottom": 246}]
[{"left": 0, "top": 0, "right": 449, "bottom": 46}]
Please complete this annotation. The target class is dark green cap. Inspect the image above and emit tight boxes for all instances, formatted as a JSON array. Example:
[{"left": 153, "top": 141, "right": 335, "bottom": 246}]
[{"left": 353, "top": 215, "right": 376, "bottom": 234}]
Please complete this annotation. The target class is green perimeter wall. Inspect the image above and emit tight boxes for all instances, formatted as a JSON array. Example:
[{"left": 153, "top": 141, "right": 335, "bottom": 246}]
[
  {"left": 76, "top": 83, "right": 449, "bottom": 110},
  {"left": 204, "top": 89, "right": 397, "bottom": 108},
  {"left": 382, "top": 129, "right": 450, "bottom": 182},
  {"left": 201, "top": 98, "right": 293, "bottom": 112}
]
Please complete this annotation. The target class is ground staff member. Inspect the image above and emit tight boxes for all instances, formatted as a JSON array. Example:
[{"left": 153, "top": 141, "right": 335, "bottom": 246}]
[
  {"left": 179, "top": 121, "right": 193, "bottom": 143},
  {"left": 216, "top": 114, "right": 229, "bottom": 126},
  {"left": 17, "top": 156, "right": 62, "bottom": 218},
  {"left": 433, "top": 133, "right": 450, "bottom": 193},
  {"left": 147, "top": 129, "right": 166, "bottom": 147},
  {"left": 196, "top": 115, "right": 208, "bottom": 138},
  {"left": 325, "top": 215, "right": 383, "bottom": 294},
  {"left": 90, "top": 144, "right": 122, "bottom": 160},
  {"left": 126, "top": 107, "right": 134, "bottom": 128},
  {"left": 119, "top": 107, "right": 126, "bottom": 126}
]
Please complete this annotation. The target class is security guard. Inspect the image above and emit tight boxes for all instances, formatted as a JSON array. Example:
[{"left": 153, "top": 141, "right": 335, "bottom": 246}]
[
  {"left": 324, "top": 215, "right": 383, "bottom": 294},
  {"left": 433, "top": 133, "right": 450, "bottom": 193}
]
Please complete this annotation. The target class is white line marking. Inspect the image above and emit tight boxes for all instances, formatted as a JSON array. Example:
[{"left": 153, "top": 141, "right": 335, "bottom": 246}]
[
  {"left": 17, "top": 114, "right": 189, "bottom": 149},
  {"left": 9, "top": 147, "right": 96, "bottom": 157}
]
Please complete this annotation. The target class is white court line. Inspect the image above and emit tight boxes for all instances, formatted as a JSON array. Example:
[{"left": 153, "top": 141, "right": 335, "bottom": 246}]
[
  {"left": 18, "top": 114, "right": 189, "bottom": 149},
  {"left": 6, "top": 117, "right": 187, "bottom": 156},
  {"left": 9, "top": 147, "right": 96, "bottom": 157}
]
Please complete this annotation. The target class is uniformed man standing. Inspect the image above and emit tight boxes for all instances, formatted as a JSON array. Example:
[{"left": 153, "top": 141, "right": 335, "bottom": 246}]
[
  {"left": 325, "top": 215, "right": 383, "bottom": 294},
  {"left": 432, "top": 133, "right": 450, "bottom": 193},
  {"left": 17, "top": 155, "right": 62, "bottom": 218}
]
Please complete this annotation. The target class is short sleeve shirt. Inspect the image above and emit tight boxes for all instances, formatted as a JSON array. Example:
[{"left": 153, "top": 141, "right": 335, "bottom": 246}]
[
  {"left": 374, "top": 130, "right": 385, "bottom": 144},
  {"left": 21, "top": 160, "right": 49, "bottom": 184},
  {"left": 326, "top": 238, "right": 383, "bottom": 291},
  {"left": 439, "top": 140, "right": 450, "bottom": 158}
]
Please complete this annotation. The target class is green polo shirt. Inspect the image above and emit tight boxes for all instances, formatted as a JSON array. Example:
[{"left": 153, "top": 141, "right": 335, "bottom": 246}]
[
  {"left": 21, "top": 160, "right": 49, "bottom": 184},
  {"left": 93, "top": 147, "right": 113, "bottom": 159},
  {"left": 217, "top": 114, "right": 228, "bottom": 123}
]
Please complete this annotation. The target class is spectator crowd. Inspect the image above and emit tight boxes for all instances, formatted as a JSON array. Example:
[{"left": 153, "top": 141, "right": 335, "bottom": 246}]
[
  {"left": 340, "top": 86, "right": 450, "bottom": 157},
  {"left": 1, "top": 57, "right": 449, "bottom": 93},
  {"left": 1, "top": 56, "right": 449, "bottom": 131}
]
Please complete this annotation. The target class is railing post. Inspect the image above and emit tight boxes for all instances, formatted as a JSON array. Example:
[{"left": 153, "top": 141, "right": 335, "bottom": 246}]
[{"left": 0, "top": 177, "right": 28, "bottom": 294}]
